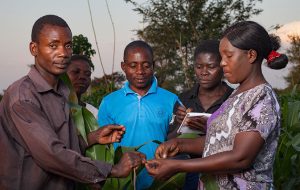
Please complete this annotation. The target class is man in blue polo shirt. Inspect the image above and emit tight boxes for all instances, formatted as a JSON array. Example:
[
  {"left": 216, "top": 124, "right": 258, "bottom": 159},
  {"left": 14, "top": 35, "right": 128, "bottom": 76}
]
[{"left": 98, "top": 40, "right": 178, "bottom": 189}]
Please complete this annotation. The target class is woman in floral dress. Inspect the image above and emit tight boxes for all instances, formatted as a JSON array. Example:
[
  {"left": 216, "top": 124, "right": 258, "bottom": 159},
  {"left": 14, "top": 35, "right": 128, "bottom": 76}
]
[{"left": 145, "top": 21, "right": 288, "bottom": 190}]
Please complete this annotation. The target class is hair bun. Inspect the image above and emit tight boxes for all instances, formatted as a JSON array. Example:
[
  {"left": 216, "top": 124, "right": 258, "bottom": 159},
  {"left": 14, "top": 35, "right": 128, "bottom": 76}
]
[{"left": 267, "top": 54, "right": 289, "bottom": 70}]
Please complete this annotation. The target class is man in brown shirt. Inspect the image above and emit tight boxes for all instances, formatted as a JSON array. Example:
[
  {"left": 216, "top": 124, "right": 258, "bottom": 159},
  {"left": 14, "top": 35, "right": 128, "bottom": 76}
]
[{"left": 0, "top": 15, "right": 144, "bottom": 190}]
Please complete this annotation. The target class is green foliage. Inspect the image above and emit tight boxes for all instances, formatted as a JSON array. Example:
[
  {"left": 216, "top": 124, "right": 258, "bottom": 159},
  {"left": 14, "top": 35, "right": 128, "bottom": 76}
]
[
  {"left": 82, "top": 72, "right": 126, "bottom": 108},
  {"left": 285, "top": 35, "right": 300, "bottom": 89},
  {"left": 274, "top": 86, "right": 300, "bottom": 189},
  {"left": 72, "top": 34, "right": 96, "bottom": 59},
  {"left": 125, "top": 0, "right": 262, "bottom": 93},
  {"left": 201, "top": 174, "right": 219, "bottom": 190},
  {"left": 72, "top": 34, "right": 96, "bottom": 70},
  {"left": 148, "top": 173, "right": 186, "bottom": 190}
]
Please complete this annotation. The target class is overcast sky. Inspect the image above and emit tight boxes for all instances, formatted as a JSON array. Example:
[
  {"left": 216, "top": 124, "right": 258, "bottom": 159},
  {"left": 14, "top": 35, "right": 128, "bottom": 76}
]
[{"left": 1, "top": 0, "right": 300, "bottom": 91}]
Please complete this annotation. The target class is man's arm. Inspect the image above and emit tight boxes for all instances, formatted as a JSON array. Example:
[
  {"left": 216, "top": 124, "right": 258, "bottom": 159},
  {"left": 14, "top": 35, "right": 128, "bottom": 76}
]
[{"left": 11, "top": 100, "right": 112, "bottom": 184}]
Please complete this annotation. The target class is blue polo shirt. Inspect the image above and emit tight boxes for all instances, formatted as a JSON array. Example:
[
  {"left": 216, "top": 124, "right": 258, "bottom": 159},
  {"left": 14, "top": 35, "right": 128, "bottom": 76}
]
[{"left": 98, "top": 77, "right": 178, "bottom": 189}]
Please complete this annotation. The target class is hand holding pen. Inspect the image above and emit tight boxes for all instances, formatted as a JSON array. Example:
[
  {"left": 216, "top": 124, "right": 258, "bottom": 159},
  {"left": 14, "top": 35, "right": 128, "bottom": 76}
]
[
  {"left": 175, "top": 100, "right": 192, "bottom": 124},
  {"left": 176, "top": 100, "right": 207, "bottom": 133}
]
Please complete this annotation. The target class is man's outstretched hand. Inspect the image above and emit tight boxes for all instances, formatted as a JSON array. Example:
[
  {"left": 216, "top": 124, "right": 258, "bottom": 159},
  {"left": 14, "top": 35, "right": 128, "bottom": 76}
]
[
  {"left": 87, "top": 125, "right": 125, "bottom": 145},
  {"left": 110, "top": 151, "right": 146, "bottom": 178}
]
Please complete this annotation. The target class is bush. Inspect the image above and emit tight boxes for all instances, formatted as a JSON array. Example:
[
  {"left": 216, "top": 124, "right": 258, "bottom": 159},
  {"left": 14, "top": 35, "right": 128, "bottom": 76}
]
[{"left": 274, "top": 86, "right": 300, "bottom": 189}]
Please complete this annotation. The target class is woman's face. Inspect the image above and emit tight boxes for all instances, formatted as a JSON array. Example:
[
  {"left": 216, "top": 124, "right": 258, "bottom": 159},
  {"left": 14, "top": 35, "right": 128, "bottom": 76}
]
[
  {"left": 67, "top": 60, "right": 91, "bottom": 97},
  {"left": 219, "top": 37, "right": 252, "bottom": 84},
  {"left": 194, "top": 52, "right": 223, "bottom": 89}
]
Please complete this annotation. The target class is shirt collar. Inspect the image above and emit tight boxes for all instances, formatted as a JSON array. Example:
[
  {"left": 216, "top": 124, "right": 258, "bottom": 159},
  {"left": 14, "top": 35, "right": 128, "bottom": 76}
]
[
  {"left": 123, "top": 76, "right": 158, "bottom": 96},
  {"left": 185, "top": 82, "right": 233, "bottom": 100},
  {"left": 28, "top": 66, "right": 69, "bottom": 97}
]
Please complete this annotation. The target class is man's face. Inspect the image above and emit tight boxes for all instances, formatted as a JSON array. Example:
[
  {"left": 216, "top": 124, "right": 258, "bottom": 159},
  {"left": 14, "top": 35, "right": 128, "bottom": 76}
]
[
  {"left": 67, "top": 60, "right": 92, "bottom": 97},
  {"left": 121, "top": 47, "right": 154, "bottom": 94},
  {"left": 30, "top": 24, "right": 72, "bottom": 81}
]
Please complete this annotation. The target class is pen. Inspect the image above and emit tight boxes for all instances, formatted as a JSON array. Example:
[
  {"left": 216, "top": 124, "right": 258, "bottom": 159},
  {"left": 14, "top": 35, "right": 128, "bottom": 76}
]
[
  {"left": 177, "top": 99, "right": 186, "bottom": 108},
  {"left": 170, "top": 99, "right": 185, "bottom": 125}
]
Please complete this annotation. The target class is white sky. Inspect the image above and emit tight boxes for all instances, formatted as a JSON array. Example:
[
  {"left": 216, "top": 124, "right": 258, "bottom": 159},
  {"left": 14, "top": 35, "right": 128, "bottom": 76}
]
[{"left": 0, "top": 0, "right": 300, "bottom": 91}]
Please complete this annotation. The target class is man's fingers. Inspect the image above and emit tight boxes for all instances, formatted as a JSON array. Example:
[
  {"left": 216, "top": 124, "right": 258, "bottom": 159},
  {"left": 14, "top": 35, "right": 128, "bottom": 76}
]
[
  {"left": 138, "top": 152, "right": 147, "bottom": 161},
  {"left": 156, "top": 151, "right": 163, "bottom": 159},
  {"left": 162, "top": 153, "right": 167, "bottom": 159},
  {"left": 177, "top": 106, "right": 186, "bottom": 112},
  {"left": 107, "top": 125, "right": 125, "bottom": 131}
]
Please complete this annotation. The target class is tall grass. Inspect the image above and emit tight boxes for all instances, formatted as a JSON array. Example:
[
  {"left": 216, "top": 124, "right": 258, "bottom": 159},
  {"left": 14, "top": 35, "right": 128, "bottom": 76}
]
[{"left": 274, "top": 85, "right": 300, "bottom": 189}]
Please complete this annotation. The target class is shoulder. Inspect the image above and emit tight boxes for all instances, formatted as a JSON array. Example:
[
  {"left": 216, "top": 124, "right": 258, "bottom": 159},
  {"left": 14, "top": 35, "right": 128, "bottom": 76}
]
[
  {"left": 101, "top": 88, "right": 125, "bottom": 104},
  {"left": 5, "top": 76, "right": 37, "bottom": 105},
  {"left": 222, "top": 82, "right": 234, "bottom": 98},
  {"left": 223, "top": 82, "right": 234, "bottom": 93},
  {"left": 179, "top": 89, "right": 195, "bottom": 99},
  {"left": 179, "top": 85, "right": 198, "bottom": 100},
  {"left": 104, "top": 88, "right": 124, "bottom": 99},
  {"left": 239, "top": 84, "right": 279, "bottom": 113},
  {"left": 156, "top": 87, "right": 178, "bottom": 99},
  {"left": 249, "top": 84, "right": 275, "bottom": 100}
]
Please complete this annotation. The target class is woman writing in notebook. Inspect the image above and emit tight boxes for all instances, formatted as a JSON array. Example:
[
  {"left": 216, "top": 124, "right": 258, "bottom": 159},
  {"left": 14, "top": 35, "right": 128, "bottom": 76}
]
[{"left": 168, "top": 40, "right": 233, "bottom": 139}]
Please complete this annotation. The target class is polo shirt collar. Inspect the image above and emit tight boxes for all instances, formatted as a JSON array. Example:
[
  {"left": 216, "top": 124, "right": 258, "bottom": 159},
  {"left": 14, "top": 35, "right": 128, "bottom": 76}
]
[
  {"left": 28, "top": 66, "right": 69, "bottom": 97},
  {"left": 123, "top": 76, "right": 158, "bottom": 96}
]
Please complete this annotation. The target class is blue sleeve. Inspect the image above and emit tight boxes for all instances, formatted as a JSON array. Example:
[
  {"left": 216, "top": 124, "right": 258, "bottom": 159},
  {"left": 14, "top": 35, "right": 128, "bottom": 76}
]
[
  {"left": 97, "top": 98, "right": 114, "bottom": 127},
  {"left": 168, "top": 95, "right": 180, "bottom": 123}
]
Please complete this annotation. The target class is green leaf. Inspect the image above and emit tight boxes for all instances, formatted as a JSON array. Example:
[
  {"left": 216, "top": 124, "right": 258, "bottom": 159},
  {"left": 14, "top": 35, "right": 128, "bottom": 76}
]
[
  {"left": 59, "top": 73, "right": 78, "bottom": 104},
  {"left": 287, "top": 101, "right": 300, "bottom": 128},
  {"left": 71, "top": 105, "right": 88, "bottom": 143},
  {"left": 177, "top": 133, "right": 199, "bottom": 139},
  {"left": 148, "top": 173, "right": 186, "bottom": 190},
  {"left": 274, "top": 91, "right": 300, "bottom": 189},
  {"left": 291, "top": 133, "right": 300, "bottom": 152},
  {"left": 201, "top": 174, "right": 219, "bottom": 190}
]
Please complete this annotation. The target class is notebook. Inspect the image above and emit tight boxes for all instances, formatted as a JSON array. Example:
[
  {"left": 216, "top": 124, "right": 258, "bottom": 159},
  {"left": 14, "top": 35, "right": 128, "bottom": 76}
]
[{"left": 177, "top": 112, "right": 211, "bottom": 134}]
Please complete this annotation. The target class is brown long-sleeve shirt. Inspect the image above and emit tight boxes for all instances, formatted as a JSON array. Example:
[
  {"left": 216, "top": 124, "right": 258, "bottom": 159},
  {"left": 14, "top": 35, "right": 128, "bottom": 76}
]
[{"left": 0, "top": 67, "right": 112, "bottom": 190}]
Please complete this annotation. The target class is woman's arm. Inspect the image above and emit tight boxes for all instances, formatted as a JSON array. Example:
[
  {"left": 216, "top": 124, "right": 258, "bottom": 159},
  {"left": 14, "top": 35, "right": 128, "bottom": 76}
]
[
  {"left": 147, "top": 131, "right": 264, "bottom": 180},
  {"left": 155, "top": 136, "right": 206, "bottom": 159}
]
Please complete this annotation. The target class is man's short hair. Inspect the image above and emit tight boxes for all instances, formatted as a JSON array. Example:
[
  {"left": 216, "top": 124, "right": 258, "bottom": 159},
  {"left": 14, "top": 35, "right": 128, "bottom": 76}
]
[
  {"left": 123, "top": 40, "right": 153, "bottom": 61},
  {"left": 31, "top": 15, "right": 70, "bottom": 42}
]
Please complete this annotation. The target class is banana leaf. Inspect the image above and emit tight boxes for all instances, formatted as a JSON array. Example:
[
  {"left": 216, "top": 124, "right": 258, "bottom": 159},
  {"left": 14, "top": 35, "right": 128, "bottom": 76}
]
[
  {"left": 60, "top": 74, "right": 114, "bottom": 189},
  {"left": 200, "top": 174, "right": 219, "bottom": 190},
  {"left": 148, "top": 173, "right": 186, "bottom": 190},
  {"left": 59, "top": 73, "right": 78, "bottom": 104},
  {"left": 177, "top": 133, "right": 199, "bottom": 139},
  {"left": 82, "top": 108, "right": 114, "bottom": 163},
  {"left": 274, "top": 89, "right": 300, "bottom": 189}
]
